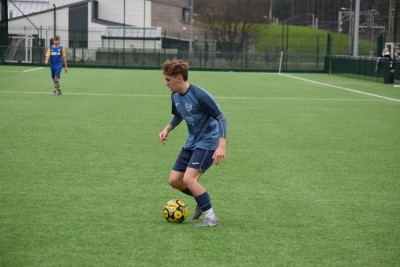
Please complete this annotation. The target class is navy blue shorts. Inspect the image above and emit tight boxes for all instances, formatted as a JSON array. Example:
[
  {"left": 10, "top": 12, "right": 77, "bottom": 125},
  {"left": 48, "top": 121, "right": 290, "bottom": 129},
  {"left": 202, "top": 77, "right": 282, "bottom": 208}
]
[
  {"left": 173, "top": 148, "right": 215, "bottom": 173},
  {"left": 51, "top": 67, "right": 62, "bottom": 79}
]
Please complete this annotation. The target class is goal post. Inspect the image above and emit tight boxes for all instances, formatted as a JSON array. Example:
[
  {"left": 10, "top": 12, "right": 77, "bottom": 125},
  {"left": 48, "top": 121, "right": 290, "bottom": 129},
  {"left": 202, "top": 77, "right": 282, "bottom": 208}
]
[
  {"left": 278, "top": 50, "right": 284, "bottom": 73},
  {"left": 3, "top": 34, "right": 33, "bottom": 63}
]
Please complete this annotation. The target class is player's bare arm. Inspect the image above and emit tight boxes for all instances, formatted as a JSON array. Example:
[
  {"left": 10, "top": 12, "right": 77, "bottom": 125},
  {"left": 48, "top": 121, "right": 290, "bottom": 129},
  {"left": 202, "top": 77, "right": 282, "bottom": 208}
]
[
  {"left": 213, "top": 137, "right": 226, "bottom": 165},
  {"left": 62, "top": 47, "right": 68, "bottom": 73},
  {"left": 45, "top": 48, "right": 50, "bottom": 64},
  {"left": 63, "top": 57, "right": 68, "bottom": 73}
]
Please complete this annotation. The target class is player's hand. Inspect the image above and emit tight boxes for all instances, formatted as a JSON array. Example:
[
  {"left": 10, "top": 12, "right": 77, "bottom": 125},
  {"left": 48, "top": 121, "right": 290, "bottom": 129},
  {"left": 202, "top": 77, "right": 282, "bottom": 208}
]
[
  {"left": 213, "top": 145, "right": 226, "bottom": 165},
  {"left": 159, "top": 130, "right": 169, "bottom": 144},
  {"left": 64, "top": 67, "right": 68, "bottom": 73}
]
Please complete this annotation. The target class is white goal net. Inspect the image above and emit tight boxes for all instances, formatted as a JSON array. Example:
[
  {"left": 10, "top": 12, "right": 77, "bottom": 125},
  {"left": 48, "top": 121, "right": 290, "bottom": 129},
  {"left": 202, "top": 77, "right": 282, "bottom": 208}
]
[{"left": 3, "top": 35, "right": 33, "bottom": 63}]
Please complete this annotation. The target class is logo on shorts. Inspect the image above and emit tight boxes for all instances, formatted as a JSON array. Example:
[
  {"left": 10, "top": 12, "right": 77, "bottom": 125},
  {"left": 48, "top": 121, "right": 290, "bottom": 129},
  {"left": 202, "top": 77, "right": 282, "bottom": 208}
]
[
  {"left": 192, "top": 162, "right": 200, "bottom": 165},
  {"left": 185, "top": 103, "right": 192, "bottom": 111}
]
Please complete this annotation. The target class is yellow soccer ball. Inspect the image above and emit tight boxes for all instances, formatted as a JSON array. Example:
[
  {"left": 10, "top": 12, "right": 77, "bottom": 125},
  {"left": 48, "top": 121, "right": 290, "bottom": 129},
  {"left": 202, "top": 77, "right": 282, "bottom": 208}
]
[{"left": 163, "top": 199, "right": 188, "bottom": 223}]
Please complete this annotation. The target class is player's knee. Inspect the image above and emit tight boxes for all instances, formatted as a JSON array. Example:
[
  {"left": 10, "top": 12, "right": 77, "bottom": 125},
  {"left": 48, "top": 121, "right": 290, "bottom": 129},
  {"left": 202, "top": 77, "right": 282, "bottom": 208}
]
[
  {"left": 182, "top": 175, "right": 196, "bottom": 187},
  {"left": 168, "top": 176, "right": 181, "bottom": 189}
]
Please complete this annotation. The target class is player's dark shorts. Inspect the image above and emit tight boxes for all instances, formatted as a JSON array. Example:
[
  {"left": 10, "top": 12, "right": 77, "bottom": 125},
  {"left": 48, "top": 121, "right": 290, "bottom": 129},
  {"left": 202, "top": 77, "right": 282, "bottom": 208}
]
[
  {"left": 51, "top": 67, "right": 62, "bottom": 79},
  {"left": 173, "top": 148, "right": 215, "bottom": 173}
]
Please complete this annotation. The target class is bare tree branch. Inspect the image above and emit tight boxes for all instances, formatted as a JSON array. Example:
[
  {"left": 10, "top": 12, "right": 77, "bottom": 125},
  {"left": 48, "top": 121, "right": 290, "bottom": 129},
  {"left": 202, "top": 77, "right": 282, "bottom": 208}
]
[{"left": 197, "top": 0, "right": 262, "bottom": 62}]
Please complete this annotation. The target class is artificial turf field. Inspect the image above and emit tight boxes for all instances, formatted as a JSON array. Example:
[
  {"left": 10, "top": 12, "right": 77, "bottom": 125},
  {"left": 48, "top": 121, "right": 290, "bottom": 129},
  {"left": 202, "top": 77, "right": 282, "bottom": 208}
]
[{"left": 1, "top": 65, "right": 399, "bottom": 266}]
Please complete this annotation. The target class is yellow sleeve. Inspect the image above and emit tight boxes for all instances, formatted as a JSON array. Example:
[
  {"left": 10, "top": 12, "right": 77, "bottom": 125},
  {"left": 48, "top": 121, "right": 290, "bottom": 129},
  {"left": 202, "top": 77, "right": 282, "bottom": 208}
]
[
  {"left": 62, "top": 47, "right": 67, "bottom": 58},
  {"left": 45, "top": 48, "right": 50, "bottom": 58}
]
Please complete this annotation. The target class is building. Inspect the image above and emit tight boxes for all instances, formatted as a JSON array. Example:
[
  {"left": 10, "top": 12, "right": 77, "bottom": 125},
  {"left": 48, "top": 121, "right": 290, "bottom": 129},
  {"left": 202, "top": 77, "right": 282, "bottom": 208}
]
[{"left": 4, "top": 0, "right": 206, "bottom": 63}]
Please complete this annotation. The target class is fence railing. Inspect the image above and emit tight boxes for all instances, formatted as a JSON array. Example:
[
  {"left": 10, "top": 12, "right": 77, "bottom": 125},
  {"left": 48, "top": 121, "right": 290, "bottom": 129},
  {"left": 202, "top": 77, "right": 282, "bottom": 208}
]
[
  {"left": 1, "top": 45, "right": 327, "bottom": 72},
  {"left": 1, "top": 43, "right": 396, "bottom": 84},
  {"left": 329, "top": 55, "right": 392, "bottom": 83}
]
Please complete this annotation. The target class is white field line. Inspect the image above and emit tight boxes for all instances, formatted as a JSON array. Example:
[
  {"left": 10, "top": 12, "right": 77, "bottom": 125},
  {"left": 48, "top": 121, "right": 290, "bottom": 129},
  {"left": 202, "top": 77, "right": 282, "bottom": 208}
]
[
  {"left": 280, "top": 73, "right": 400, "bottom": 103},
  {"left": 0, "top": 70, "right": 23, "bottom": 73},
  {"left": 0, "top": 91, "right": 169, "bottom": 98},
  {"left": 215, "top": 96, "right": 382, "bottom": 101},
  {"left": 0, "top": 90, "right": 390, "bottom": 102},
  {"left": 0, "top": 67, "right": 44, "bottom": 73},
  {"left": 23, "top": 67, "right": 44, "bottom": 73}
]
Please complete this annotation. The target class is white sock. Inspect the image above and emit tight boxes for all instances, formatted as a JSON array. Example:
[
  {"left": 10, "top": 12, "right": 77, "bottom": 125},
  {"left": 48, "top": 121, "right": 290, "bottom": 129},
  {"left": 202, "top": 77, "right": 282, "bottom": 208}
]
[{"left": 204, "top": 208, "right": 217, "bottom": 220}]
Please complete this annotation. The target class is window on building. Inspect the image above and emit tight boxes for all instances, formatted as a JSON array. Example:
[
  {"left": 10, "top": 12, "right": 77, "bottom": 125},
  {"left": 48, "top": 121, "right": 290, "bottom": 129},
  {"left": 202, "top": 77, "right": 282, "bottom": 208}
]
[
  {"left": 69, "top": 3, "right": 88, "bottom": 48},
  {"left": 182, "top": 8, "right": 190, "bottom": 23}
]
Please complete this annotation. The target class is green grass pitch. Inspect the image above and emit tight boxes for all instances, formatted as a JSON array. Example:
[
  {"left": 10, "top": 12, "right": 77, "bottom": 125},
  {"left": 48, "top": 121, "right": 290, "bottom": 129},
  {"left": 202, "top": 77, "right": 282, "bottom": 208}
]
[{"left": 1, "top": 65, "right": 399, "bottom": 266}]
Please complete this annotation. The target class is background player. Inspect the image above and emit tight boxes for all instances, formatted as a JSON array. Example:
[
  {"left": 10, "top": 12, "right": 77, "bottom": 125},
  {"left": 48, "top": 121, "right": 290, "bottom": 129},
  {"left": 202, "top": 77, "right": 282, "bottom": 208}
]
[{"left": 45, "top": 36, "right": 68, "bottom": 96}]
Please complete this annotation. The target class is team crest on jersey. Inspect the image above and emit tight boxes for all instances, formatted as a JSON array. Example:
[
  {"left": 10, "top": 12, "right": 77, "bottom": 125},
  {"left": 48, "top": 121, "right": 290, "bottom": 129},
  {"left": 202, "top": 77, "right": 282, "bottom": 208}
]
[{"left": 185, "top": 103, "right": 192, "bottom": 111}]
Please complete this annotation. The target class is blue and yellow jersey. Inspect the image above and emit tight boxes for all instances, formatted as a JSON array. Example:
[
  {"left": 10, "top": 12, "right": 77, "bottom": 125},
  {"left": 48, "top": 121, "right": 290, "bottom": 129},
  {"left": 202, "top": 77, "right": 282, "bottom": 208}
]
[{"left": 45, "top": 45, "right": 66, "bottom": 69}]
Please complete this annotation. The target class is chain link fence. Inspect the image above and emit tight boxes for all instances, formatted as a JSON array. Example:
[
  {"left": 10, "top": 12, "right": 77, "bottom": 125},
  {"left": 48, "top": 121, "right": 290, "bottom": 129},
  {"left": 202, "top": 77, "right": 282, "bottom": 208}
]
[{"left": 0, "top": 25, "right": 393, "bottom": 78}]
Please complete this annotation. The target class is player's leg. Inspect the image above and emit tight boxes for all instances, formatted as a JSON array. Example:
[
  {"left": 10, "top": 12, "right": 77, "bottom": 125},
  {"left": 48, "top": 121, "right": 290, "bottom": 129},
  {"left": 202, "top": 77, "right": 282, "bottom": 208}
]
[
  {"left": 182, "top": 167, "right": 205, "bottom": 196},
  {"left": 51, "top": 69, "right": 57, "bottom": 96},
  {"left": 179, "top": 166, "right": 205, "bottom": 219},
  {"left": 183, "top": 168, "right": 219, "bottom": 227},
  {"left": 169, "top": 148, "right": 195, "bottom": 196},
  {"left": 192, "top": 191, "right": 211, "bottom": 220},
  {"left": 54, "top": 68, "right": 62, "bottom": 95},
  {"left": 183, "top": 148, "right": 219, "bottom": 227},
  {"left": 169, "top": 148, "right": 219, "bottom": 226},
  {"left": 168, "top": 170, "right": 185, "bottom": 190},
  {"left": 54, "top": 77, "right": 60, "bottom": 90}
]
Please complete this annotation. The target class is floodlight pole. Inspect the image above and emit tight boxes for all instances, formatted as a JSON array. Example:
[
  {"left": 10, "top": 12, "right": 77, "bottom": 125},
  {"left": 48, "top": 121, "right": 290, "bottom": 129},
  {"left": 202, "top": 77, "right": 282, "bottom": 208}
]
[
  {"left": 123, "top": 0, "right": 125, "bottom": 66},
  {"left": 143, "top": 0, "right": 146, "bottom": 65},
  {"left": 349, "top": 0, "right": 353, "bottom": 55},
  {"left": 53, "top": 4, "right": 56, "bottom": 37},
  {"left": 123, "top": 0, "right": 126, "bottom": 44},
  {"left": 353, "top": 0, "right": 360, "bottom": 57},
  {"left": 189, "top": 0, "right": 193, "bottom": 62},
  {"left": 394, "top": 0, "right": 398, "bottom": 45}
]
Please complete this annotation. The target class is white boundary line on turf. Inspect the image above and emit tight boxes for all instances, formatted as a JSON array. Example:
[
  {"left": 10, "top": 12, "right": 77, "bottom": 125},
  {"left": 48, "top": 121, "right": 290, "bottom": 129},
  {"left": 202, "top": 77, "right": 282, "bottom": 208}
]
[
  {"left": 280, "top": 73, "right": 400, "bottom": 103},
  {"left": 0, "top": 67, "right": 44, "bottom": 73},
  {"left": 23, "top": 67, "right": 44, "bottom": 73},
  {"left": 0, "top": 70, "right": 23, "bottom": 73},
  {"left": 215, "top": 96, "right": 382, "bottom": 101},
  {"left": 0, "top": 90, "right": 389, "bottom": 102},
  {"left": 0, "top": 91, "right": 171, "bottom": 98}
]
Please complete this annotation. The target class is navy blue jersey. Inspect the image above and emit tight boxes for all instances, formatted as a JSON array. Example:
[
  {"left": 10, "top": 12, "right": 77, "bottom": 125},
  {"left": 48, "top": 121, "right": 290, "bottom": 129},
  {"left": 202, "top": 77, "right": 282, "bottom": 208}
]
[{"left": 170, "top": 85, "right": 226, "bottom": 150}]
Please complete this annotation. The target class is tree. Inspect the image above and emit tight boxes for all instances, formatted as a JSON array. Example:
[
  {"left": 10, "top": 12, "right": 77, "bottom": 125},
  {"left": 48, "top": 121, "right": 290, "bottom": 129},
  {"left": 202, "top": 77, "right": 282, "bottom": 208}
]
[{"left": 196, "top": 0, "right": 264, "bottom": 62}]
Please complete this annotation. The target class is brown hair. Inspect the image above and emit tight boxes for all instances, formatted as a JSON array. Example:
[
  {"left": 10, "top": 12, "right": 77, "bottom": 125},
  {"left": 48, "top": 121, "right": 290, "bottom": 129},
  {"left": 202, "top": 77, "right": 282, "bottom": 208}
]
[
  {"left": 161, "top": 59, "right": 189, "bottom": 81},
  {"left": 53, "top": 36, "right": 60, "bottom": 41}
]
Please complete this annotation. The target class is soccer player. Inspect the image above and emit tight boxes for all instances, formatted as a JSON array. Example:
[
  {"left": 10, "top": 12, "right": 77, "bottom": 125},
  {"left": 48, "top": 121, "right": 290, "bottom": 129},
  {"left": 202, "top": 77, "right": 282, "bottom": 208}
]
[
  {"left": 45, "top": 36, "right": 68, "bottom": 96},
  {"left": 159, "top": 59, "right": 227, "bottom": 227}
]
